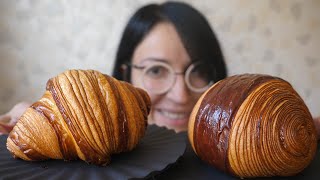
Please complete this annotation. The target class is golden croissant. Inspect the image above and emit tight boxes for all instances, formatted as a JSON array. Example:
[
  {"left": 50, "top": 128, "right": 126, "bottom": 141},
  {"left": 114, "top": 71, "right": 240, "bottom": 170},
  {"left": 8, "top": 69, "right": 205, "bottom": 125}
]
[
  {"left": 188, "top": 74, "right": 317, "bottom": 178},
  {"left": 7, "top": 69, "right": 151, "bottom": 166}
]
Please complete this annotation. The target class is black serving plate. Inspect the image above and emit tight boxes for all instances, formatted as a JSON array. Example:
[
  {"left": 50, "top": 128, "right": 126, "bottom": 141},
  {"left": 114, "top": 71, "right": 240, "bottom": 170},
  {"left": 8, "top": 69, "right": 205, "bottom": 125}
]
[
  {"left": 0, "top": 125, "right": 186, "bottom": 180},
  {"left": 156, "top": 140, "right": 320, "bottom": 180},
  {"left": 2, "top": 125, "right": 320, "bottom": 180}
]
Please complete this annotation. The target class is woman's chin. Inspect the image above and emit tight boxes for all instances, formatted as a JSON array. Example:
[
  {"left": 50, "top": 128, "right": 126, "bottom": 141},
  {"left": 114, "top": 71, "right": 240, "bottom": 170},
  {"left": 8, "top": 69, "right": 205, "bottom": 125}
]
[
  {"left": 167, "top": 118, "right": 187, "bottom": 128},
  {"left": 159, "top": 117, "right": 188, "bottom": 132}
]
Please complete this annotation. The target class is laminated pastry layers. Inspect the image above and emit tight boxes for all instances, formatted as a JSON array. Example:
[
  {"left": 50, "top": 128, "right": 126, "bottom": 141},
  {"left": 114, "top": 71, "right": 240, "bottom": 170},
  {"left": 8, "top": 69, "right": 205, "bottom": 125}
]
[
  {"left": 7, "top": 70, "right": 151, "bottom": 166},
  {"left": 188, "top": 74, "right": 317, "bottom": 178}
]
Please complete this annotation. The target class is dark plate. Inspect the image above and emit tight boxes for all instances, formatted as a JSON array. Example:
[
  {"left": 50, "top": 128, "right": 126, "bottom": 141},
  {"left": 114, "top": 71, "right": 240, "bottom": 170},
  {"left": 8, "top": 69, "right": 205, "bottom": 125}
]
[
  {"left": 156, "top": 141, "right": 320, "bottom": 180},
  {"left": 0, "top": 125, "right": 186, "bottom": 180}
]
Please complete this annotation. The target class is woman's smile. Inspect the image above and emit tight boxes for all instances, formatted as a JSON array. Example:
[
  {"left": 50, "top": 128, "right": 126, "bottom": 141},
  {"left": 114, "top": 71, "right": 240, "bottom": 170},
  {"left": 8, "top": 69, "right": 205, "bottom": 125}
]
[
  {"left": 155, "top": 108, "right": 190, "bottom": 129},
  {"left": 160, "top": 110, "right": 188, "bottom": 120}
]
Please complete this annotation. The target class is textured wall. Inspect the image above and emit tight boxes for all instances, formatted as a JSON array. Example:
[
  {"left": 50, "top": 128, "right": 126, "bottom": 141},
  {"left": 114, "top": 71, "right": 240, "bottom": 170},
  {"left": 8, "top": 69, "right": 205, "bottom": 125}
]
[{"left": 0, "top": 0, "right": 319, "bottom": 117}]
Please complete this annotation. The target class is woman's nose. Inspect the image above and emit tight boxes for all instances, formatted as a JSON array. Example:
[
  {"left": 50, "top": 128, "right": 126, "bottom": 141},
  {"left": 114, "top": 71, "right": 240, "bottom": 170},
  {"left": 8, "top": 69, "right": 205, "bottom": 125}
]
[{"left": 167, "top": 75, "right": 190, "bottom": 104}]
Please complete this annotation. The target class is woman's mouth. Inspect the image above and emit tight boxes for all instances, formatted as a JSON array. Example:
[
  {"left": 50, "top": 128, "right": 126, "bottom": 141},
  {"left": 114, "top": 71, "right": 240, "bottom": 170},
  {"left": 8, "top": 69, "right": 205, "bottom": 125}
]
[
  {"left": 155, "top": 109, "right": 190, "bottom": 130},
  {"left": 160, "top": 110, "right": 188, "bottom": 120}
]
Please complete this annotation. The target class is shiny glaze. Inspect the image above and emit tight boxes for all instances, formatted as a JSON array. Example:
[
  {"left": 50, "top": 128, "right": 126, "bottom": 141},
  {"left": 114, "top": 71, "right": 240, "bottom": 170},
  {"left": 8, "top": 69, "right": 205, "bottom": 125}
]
[
  {"left": 192, "top": 74, "right": 318, "bottom": 177},
  {"left": 193, "top": 74, "right": 277, "bottom": 174}
]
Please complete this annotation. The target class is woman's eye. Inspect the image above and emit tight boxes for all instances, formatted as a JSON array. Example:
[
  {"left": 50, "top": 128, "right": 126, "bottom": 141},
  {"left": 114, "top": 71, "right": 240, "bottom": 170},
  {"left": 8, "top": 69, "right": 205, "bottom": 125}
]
[
  {"left": 190, "top": 66, "right": 204, "bottom": 78},
  {"left": 190, "top": 65, "right": 210, "bottom": 82},
  {"left": 190, "top": 68, "right": 200, "bottom": 76},
  {"left": 146, "top": 66, "right": 169, "bottom": 79},
  {"left": 150, "top": 67, "right": 161, "bottom": 74}
]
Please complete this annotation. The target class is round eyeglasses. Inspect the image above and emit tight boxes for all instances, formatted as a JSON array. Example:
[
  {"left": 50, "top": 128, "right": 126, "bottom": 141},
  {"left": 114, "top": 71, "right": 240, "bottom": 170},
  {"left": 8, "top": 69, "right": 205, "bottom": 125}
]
[{"left": 129, "top": 61, "right": 213, "bottom": 94}]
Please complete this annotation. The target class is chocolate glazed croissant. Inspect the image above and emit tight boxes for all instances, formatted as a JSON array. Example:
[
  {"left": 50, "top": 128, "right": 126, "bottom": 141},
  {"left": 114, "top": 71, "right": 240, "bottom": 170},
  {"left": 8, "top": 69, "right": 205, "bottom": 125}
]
[
  {"left": 7, "top": 69, "right": 151, "bottom": 166},
  {"left": 188, "top": 74, "right": 317, "bottom": 178}
]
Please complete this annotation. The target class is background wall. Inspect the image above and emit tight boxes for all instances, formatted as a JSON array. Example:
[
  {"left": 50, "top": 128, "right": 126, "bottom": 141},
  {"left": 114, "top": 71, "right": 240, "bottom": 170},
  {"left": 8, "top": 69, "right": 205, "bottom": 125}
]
[{"left": 0, "top": 0, "right": 319, "bottom": 117}]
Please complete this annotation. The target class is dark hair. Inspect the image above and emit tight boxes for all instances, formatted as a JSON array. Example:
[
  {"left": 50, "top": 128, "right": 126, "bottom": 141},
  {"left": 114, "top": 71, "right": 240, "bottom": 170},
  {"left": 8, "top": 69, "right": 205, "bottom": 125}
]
[{"left": 112, "top": 1, "right": 227, "bottom": 83}]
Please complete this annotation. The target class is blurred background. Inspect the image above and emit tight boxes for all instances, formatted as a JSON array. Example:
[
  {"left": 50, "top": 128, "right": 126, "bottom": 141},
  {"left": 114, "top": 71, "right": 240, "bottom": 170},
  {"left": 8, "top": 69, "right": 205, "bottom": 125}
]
[{"left": 0, "top": 0, "right": 319, "bottom": 117}]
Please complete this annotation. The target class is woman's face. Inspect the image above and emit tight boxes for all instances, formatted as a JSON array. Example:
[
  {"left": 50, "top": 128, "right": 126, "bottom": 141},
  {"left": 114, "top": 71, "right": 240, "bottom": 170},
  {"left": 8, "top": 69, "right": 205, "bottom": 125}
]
[{"left": 131, "top": 22, "right": 203, "bottom": 132}]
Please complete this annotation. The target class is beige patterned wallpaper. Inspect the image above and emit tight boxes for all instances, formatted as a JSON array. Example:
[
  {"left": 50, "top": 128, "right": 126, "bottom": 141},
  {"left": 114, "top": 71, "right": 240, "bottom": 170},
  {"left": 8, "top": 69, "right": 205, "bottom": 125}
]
[{"left": 0, "top": 0, "right": 319, "bottom": 117}]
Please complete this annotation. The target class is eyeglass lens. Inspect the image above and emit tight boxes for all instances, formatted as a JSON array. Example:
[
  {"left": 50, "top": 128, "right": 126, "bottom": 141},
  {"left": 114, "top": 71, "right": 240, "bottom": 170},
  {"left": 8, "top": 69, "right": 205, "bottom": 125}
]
[
  {"left": 143, "top": 64, "right": 174, "bottom": 94},
  {"left": 187, "top": 63, "right": 210, "bottom": 89}
]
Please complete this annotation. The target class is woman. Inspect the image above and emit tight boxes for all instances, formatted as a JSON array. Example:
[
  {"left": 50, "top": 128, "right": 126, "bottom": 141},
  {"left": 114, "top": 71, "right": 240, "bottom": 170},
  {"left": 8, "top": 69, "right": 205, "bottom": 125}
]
[
  {"left": 1, "top": 2, "right": 319, "bottom": 134},
  {"left": 0, "top": 2, "right": 226, "bottom": 133},
  {"left": 112, "top": 2, "right": 227, "bottom": 132}
]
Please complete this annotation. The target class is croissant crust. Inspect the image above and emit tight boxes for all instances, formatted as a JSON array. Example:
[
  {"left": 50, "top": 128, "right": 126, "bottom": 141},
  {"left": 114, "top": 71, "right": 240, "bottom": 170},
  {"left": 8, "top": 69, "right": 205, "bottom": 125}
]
[
  {"left": 188, "top": 74, "right": 317, "bottom": 177},
  {"left": 7, "top": 69, "right": 151, "bottom": 165}
]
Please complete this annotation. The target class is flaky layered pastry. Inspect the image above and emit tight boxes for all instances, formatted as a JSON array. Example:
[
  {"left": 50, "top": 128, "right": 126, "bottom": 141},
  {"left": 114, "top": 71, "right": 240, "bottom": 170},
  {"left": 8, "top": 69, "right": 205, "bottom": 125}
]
[
  {"left": 188, "top": 74, "right": 317, "bottom": 178},
  {"left": 7, "top": 70, "right": 151, "bottom": 165}
]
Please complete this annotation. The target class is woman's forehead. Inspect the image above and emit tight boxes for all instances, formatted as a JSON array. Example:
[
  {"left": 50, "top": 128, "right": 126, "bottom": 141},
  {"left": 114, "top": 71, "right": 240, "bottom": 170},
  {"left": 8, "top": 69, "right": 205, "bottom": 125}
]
[
  {"left": 139, "top": 57, "right": 191, "bottom": 67},
  {"left": 132, "top": 22, "right": 191, "bottom": 69}
]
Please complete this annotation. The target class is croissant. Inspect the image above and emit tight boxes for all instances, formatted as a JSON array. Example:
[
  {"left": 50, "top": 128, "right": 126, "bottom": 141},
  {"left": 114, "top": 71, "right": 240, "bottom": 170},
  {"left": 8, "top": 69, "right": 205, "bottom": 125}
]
[
  {"left": 188, "top": 74, "right": 317, "bottom": 178},
  {"left": 6, "top": 69, "right": 151, "bottom": 166}
]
